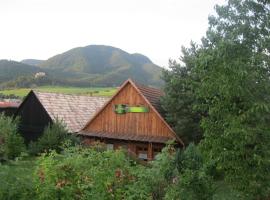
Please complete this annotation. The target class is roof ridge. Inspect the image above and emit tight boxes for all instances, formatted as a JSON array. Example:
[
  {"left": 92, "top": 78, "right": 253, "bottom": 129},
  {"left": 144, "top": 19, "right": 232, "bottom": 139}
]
[{"left": 32, "top": 90, "right": 109, "bottom": 98}]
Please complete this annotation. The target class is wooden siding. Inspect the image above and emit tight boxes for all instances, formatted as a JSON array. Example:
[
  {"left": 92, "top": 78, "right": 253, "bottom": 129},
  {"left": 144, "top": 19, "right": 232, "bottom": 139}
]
[
  {"left": 84, "top": 82, "right": 175, "bottom": 140},
  {"left": 81, "top": 136, "right": 164, "bottom": 161}
]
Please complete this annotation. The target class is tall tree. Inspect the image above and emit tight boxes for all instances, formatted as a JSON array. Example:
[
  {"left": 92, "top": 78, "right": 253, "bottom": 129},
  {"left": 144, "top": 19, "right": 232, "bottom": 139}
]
[
  {"left": 162, "top": 43, "right": 203, "bottom": 144},
  {"left": 195, "top": 0, "right": 270, "bottom": 198}
]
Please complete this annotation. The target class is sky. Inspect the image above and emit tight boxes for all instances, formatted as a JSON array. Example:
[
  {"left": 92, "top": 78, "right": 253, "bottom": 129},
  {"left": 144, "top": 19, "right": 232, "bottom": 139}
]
[{"left": 0, "top": 0, "right": 225, "bottom": 67}]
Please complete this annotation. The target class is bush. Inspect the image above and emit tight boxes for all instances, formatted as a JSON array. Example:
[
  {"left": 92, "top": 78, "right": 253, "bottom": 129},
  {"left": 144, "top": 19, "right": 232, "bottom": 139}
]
[
  {"left": 28, "top": 120, "right": 78, "bottom": 155},
  {"left": 0, "top": 159, "right": 36, "bottom": 200},
  {"left": 165, "top": 144, "right": 214, "bottom": 200},
  {"left": 0, "top": 114, "right": 25, "bottom": 160},
  {"left": 34, "top": 146, "right": 149, "bottom": 200}
]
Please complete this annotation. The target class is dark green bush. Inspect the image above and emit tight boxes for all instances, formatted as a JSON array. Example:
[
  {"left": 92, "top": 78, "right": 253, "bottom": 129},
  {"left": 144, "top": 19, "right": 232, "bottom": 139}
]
[
  {"left": 28, "top": 120, "right": 78, "bottom": 155},
  {"left": 0, "top": 159, "right": 36, "bottom": 200},
  {"left": 0, "top": 114, "right": 25, "bottom": 160},
  {"left": 165, "top": 144, "right": 214, "bottom": 200}
]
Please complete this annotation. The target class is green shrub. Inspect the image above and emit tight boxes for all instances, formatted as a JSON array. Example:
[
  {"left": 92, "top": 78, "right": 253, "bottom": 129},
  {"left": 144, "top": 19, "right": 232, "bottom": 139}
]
[
  {"left": 0, "top": 159, "right": 36, "bottom": 200},
  {"left": 34, "top": 146, "right": 149, "bottom": 200},
  {"left": 165, "top": 144, "right": 214, "bottom": 200},
  {"left": 0, "top": 114, "right": 25, "bottom": 160},
  {"left": 28, "top": 120, "right": 78, "bottom": 155}
]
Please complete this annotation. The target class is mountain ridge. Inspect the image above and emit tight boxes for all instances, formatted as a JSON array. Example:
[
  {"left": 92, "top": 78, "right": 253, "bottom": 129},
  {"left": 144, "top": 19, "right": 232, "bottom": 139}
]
[{"left": 0, "top": 45, "right": 163, "bottom": 87}]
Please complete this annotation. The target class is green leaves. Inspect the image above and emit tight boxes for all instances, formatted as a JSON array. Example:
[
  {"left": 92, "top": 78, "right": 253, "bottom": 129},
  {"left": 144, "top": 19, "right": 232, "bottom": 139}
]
[
  {"left": 0, "top": 114, "right": 25, "bottom": 160},
  {"left": 194, "top": 0, "right": 270, "bottom": 198}
]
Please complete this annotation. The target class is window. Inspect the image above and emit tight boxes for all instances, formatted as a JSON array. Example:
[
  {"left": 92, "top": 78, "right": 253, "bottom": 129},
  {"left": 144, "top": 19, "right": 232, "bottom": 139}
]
[{"left": 136, "top": 146, "right": 148, "bottom": 161}]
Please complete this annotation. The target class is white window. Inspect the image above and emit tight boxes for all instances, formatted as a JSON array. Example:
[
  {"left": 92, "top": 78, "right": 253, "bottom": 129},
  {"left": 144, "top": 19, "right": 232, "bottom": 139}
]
[{"left": 106, "top": 144, "right": 114, "bottom": 150}]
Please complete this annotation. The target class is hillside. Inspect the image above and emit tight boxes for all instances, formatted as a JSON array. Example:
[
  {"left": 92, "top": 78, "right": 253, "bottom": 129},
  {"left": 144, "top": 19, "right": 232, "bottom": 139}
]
[
  {"left": 21, "top": 59, "right": 44, "bottom": 66},
  {"left": 0, "top": 45, "right": 163, "bottom": 88},
  {"left": 39, "top": 45, "right": 163, "bottom": 86},
  {"left": 0, "top": 60, "right": 42, "bottom": 83}
]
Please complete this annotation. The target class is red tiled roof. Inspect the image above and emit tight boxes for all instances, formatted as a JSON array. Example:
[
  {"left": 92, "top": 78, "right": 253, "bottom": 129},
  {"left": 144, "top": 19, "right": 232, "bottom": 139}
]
[
  {"left": 33, "top": 91, "right": 109, "bottom": 132},
  {"left": 0, "top": 101, "right": 20, "bottom": 108},
  {"left": 79, "top": 131, "right": 173, "bottom": 143}
]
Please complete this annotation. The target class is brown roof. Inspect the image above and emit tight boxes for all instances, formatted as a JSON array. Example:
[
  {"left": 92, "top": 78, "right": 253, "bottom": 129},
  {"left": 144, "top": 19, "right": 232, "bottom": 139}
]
[
  {"left": 33, "top": 91, "right": 109, "bottom": 132},
  {"left": 80, "top": 131, "right": 172, "bottom": 143},
  {"left": 132, "top": 82, "right": 164, "bottom": 114}
]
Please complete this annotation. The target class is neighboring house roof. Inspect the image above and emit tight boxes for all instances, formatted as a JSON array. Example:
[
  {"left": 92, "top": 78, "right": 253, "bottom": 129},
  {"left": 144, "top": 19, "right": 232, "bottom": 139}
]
[
  {"left": 81, "top": 79, "right": 184, "bottom": 146},
  {"left": 0, "top": 101, "right": 20, "bottom": 108},
  {"left": 19, "top": 91, "right": 109, "bottom": 132}
]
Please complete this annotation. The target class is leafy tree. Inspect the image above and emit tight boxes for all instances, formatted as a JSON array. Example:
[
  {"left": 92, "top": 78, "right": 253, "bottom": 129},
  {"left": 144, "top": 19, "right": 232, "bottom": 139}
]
[
  {"left": 192, "top": 0, "right": 270, "bottom": 198},
  {"left": 161, "top": 44, "right": 203, "bottom": 144}
]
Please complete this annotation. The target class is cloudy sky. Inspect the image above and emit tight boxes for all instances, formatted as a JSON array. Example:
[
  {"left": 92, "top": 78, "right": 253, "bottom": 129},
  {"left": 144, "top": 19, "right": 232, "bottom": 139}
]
[{"left": 0, "top": 0, "right": 225, "bottom": 67}]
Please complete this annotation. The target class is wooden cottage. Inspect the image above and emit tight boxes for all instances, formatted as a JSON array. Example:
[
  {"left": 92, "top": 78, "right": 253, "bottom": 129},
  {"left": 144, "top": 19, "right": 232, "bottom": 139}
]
[
  {"left": 80, "top": 79, "right": 184, "bottom": 161},
  {"left": 15, "top": 91, "right": 109, "bottom": 142}
]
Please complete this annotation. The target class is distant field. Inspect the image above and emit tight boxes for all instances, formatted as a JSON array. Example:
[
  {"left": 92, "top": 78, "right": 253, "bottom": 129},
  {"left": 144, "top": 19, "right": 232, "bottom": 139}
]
[{"left": 0, "top": 86, "right": 117, "bottom": 98}]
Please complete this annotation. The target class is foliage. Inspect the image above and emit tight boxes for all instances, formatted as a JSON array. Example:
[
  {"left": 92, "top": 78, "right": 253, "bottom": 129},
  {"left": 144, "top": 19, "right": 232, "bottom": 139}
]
[
  {"left": 34, "top": 146, "right": 150, "bottom": 200},
  {"left": 164, "top": 144, "right": 213, "bottom": 200},
  {"left": 0, "top": 114, "right": 25, "bottom": 160},
  {"left": 28, "top": 120, "right": 77, "bottom": 155},
  {"left": 0, "top": 158, "right": 37, "bottom": 200},
  {"left": 177, "top": 0, "right": 270, "bottom": 199},
  {"left": 0, "top": 144, "right": 221, "bottom": 200},
  {"left": 161, "top": 45, "right": 203, "bottom": 144},
  {"left": 162, "top": 0, "right": 270, "bottom": 198}
]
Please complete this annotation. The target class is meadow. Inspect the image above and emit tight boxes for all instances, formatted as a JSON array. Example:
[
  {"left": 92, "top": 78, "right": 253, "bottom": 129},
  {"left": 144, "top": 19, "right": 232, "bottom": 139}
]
[{"left": 0, "top": 86, "right": 117, "bottom": 98}]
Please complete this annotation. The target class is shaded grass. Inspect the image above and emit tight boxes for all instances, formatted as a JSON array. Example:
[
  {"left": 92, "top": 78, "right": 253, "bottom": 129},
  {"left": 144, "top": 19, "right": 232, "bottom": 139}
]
[{"left": 0, "top": 86, "right": 117, "bottom": 98}]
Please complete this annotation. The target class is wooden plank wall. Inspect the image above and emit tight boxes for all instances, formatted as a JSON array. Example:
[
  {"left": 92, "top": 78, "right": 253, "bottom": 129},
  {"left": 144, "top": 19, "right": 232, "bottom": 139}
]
[{"left": 84, "top": 82, "right": 174, "bottom": 139}]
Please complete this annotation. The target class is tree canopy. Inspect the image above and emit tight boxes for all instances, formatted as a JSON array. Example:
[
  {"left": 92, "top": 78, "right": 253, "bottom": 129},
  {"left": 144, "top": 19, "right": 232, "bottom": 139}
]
[{"left": 162, "top": 0, "right": 270, "bottom": 198}]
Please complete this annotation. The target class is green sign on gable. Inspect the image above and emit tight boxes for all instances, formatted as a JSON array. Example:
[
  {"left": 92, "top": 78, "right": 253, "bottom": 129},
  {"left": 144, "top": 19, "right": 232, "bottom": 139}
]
[{"left": 114, "top": 104, "right": 149, "bottom": 114}]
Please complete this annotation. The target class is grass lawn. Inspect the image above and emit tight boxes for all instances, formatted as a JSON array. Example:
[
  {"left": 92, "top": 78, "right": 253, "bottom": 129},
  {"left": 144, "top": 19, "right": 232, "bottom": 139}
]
[{"left": 0, "top": 86, "right": 117, "bottom": 98}]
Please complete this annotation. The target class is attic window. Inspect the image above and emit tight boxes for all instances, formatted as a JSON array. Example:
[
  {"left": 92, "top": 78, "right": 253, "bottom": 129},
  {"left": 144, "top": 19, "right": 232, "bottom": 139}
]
[{"left": 114, "top": 104, "right": 149, "bottom": 114}]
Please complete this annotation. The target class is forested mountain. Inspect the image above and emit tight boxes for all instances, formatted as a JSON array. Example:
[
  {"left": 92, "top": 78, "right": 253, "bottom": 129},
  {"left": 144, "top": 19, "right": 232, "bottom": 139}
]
[
  {"left": 21, "top": 59, "right": 44, "bottom": 66},
  {"left": 38, "top": 45, "right": 163, "bottom": 86},
  {"left": 0, "top": 45, "right": 163, "bottom": 88},
  {"left": 0, "top": 60, "right": 41, "bottom": 83}
]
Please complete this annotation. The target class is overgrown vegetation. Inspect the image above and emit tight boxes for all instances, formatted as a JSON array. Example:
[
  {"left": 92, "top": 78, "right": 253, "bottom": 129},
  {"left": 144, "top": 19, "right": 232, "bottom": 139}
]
[
  {"left": 28, "top": 121, "right": 79, "bottom": 156},
  {"left": 0, "top": 143, "right": 220, "bottom": 200},
  {"left": 0, "top": 114, "right": 25, "bottom": 161},
  {"left": 162, "top": 0, "right": 270, "bottom": 199}
]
